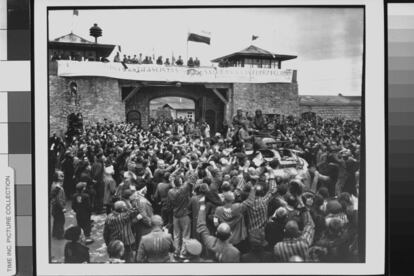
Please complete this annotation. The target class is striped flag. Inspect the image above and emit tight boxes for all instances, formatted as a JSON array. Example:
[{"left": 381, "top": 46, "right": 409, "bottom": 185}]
[
  {"left": 188, "top": 30, "right": 211, "bottom": 45},
  {"left": 252, "top": 35, "right": 259, "bottom": 41}
]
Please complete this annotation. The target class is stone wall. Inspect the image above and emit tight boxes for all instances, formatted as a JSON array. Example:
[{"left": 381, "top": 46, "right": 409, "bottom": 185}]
[
  {"left": 49, "top": 75, "right": 125, "bottom": 135},
  {"left": 299, "top": 105, "right": 361, "bottom": 120},
  {"left": 232, "top": 82, "right": 300, "bottom": 116}
]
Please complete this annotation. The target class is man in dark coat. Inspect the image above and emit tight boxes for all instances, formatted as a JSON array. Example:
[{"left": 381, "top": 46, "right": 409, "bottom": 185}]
[
  {"left": 72, "top": 182, "right": 93, "bottom": 244},
  {"left": 64, "top": 226, "right": 90, "bottom": 263},
  {"left": 51, "top": 170, "right": 66, "bottom": 239},
  {"left": 91, "top": 152, "right": 106, "bottom": 213},
  {"left": 61, "top": 151, "right": 75, "bottom": 198}
]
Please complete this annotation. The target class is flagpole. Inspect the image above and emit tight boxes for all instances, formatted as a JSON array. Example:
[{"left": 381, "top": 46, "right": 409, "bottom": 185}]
[
  {"left": 71, "top": 10, "right": 79, "bottom": 34},
  {"left": 70, "top": 11, "right": 74, "bottom": 33}
]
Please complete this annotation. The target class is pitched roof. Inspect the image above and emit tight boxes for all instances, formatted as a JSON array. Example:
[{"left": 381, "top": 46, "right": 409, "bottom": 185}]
[
  {"left": 211, "top": 45, "right": 297, "bottom": 63},
  {"left": 52, "top": 33, "right": 94, "bottom": 44},
  {"left": 49, "top": 32, "right": 116, "bottom": 58},
  {"left": 161, "top": 102, "right": 194, "bottom": 110},
  {"left": 299, "top": 95, "right": 361, "bottom": 106}
]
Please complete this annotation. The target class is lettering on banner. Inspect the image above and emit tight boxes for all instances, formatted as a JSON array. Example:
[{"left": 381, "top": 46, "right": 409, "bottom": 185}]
[{"left": 57, "top": 61, "right": 293, "bottom": 83}]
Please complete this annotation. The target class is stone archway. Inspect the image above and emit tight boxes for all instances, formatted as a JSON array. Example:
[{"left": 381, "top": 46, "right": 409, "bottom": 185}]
[{"left": 123, "top": 84, "right": 226, "bottom": 132}]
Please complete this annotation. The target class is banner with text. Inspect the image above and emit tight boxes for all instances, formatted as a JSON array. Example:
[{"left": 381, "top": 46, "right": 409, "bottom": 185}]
[{"left": 57, "top": 61, "right": 294, "bottom": 83}]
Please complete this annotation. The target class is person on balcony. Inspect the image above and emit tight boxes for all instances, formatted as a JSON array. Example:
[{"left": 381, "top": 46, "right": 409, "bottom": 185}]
[
  {"left": 51, "top": 52, "right": 60, "bottom": 61},
  {"left": 113, "top": 52, "right": 121, "bottom": 62},
  {"left": 187, "top": 57, "right": 195, "bottom": 67},
  {"left": 164, "top": 58, "right": 171, "bottom": 65},
  {"left": 194, "top": 57, "right": 200, "bottom": 67},
  {"left": 253, "top": 109, "right": 267, "bottom": 131},
  {"left": 156, "top": 56, "right": 163, "bottom": 65},
  {"left": 176, "top": 56, "right": 184, "bottom": 66}
]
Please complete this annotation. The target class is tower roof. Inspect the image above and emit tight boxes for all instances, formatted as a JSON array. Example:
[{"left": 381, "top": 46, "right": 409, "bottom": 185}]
[
  {"left": 211, "top": 45, "right": 297, "bottom": 63},
  {"left": 53, "top": 32, "right": 94, "bottom": 44},
  {"left": 49, "top": 32, "right": 116, "bottom": 58}
]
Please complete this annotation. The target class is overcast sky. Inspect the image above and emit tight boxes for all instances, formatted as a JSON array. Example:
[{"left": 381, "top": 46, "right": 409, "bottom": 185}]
[{"left": 49, "top": 8, "right": 363, "bottom": 95}]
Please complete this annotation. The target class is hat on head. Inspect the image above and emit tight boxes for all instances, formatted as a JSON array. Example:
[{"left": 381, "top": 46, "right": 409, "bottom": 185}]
[
  {"left": 199, "top": 183, "right": 209, "bottom": 194},
  {"left": 326, "top": 200, "right": 343, "bottom": 214},
  {"left": 288, "top": 179, "right": 303, "bottom": 196},
  {"left": 76, "top": 182, "right": 87, "bottom": 190},
  {"left": 64, "top": 226, "right": 82, "bottom": 242},
  {"left": 122, "top": 189, "right": 133, "bottom": 199},
  {"left": 184, "top": 239, "right": 202, "bottom": 256},
  {"left": 327, "top": 217, "right": 344, "bottom": 234},
  {"left": 275, "top": 207, "right": 288, "bottom": 218}
]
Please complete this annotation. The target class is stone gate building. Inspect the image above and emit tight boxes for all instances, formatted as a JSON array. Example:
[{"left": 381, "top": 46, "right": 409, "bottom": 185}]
[{"left": 48, "top": 33, "right": 360, "bottom": 135}]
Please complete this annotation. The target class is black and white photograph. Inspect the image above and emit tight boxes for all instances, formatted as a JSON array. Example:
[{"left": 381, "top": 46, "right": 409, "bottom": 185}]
[{"left": 34, "top": 0, "right": 385, "bottom": 275}]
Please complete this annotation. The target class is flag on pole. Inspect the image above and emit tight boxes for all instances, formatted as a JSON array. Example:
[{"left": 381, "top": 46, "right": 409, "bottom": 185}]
[
  {"left": 252, "top": 35, "right": 259, "bottom": 41},
  {"left": 188, "top": 30, "right": 211, "bottom": 45},
  {"left": 71, "top": 10, "right": 79, "bottom": 33}
]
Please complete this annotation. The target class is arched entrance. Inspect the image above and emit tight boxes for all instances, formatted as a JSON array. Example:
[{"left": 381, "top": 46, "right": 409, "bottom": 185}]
[
  {"left": 124, "top": 84, "right": 226, "bottom": 133},
  {"left": 126, "top": 110, "right": 141, "bottom": 125}
]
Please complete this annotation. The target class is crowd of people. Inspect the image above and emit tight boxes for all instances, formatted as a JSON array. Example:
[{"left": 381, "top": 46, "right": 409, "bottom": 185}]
[
  {"left": 50, "top": 51, "right": 202, "bottom": 67},
  {"left": 49, "top": 109, "right": 361, "bottom": 263},
  {"left": 113, "top": 52, "right": 201, "bottom": 67}
]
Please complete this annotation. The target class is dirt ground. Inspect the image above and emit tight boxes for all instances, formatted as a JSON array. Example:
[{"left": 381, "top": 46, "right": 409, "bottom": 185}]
[{"left": 50, "top": 201, "right": 109, "bottom": 263}]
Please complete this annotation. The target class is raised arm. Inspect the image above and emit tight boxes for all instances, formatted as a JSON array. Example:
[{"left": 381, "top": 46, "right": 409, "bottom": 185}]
[
  {"left": 197, "top": 202, "right": 218, "bottom": 250},
  {"left": 239, "top": 188, "right": 255, "bottom": 213},
  {"left": 301, "top": 208, "right": 315, "bottom": 246}
]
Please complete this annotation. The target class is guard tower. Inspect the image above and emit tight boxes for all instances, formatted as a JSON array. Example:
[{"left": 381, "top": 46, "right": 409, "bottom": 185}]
[
  {"left": 48, "top": 31, "right": 115, "bottom": 62},
  {"left": 211, "top": 45, "right": 297, "bottom": 69}
]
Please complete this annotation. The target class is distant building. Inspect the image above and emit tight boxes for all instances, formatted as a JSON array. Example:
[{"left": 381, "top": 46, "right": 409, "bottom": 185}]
[
  {"left": 211, "top": 45, "right": 297, "bottom": 69},
  {"left": 49, "top": 29, "right": 360, "bottom": 135},
  {"left": 151, "top": 103, "right": 195, "bottom": 121},
  {"left": 299, "top": 95, "right": 361, "bottom": 120}
]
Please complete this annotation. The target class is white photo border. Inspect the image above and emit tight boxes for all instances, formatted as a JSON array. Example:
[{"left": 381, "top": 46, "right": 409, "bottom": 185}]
[{"left": 34, "top": 0, "right": 385, "bottom": 275}]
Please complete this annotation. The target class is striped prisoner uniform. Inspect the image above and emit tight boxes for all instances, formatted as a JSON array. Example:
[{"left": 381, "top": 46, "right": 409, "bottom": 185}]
[{"left": 273, "top": 209, "right": 315, "bottom": 262}]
